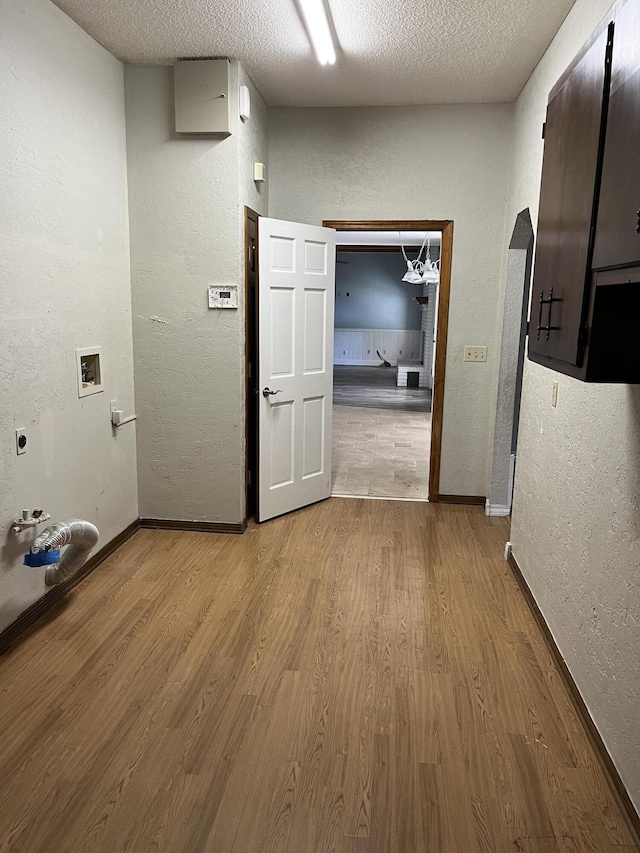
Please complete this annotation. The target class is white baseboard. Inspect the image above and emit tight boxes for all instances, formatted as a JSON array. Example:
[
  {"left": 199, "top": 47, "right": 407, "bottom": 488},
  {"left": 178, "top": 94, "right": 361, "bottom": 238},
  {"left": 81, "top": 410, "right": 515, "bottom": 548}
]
[{"left": 485, "top": 501, "right": 511, "bottom": 517}]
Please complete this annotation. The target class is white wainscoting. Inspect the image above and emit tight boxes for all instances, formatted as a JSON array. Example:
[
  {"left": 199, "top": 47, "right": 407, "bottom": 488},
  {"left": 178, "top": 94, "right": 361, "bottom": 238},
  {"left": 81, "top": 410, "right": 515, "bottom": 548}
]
[{"left": 334, "top": 329, "right": 422, "bottom": 365}]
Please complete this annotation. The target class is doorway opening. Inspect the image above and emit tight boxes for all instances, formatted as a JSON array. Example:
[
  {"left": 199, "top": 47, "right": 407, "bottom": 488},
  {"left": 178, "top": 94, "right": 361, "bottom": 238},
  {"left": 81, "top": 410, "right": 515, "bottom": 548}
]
[
  {"left": 245, "top": 212, "right": 453, "bottom": 525},
  {"left": 324, "top": 220, "right": 453, "bottom": 503}
]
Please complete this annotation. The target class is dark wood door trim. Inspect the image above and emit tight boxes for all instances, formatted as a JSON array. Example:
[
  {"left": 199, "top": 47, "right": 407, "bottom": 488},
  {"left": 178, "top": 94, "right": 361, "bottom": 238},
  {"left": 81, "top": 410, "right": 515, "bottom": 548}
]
[
  {"left": 324, "top": 218, "right": 454, "bottom": 502},
  {"left": 244, "top": 207, "right": 259, "bottom": 525}
]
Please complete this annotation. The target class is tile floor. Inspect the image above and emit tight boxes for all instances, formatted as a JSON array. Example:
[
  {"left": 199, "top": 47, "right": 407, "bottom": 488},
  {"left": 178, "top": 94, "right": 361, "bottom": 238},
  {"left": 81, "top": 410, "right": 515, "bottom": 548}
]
[{"left": 332, "top": 405, "right": 431, "bottom": 499}]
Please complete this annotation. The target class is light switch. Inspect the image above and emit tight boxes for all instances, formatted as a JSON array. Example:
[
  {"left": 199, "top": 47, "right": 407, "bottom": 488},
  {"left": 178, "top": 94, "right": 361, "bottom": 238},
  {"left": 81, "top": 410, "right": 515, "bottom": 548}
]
[{"left": 464, "top": 346, "right": 487, "bottom": 362}]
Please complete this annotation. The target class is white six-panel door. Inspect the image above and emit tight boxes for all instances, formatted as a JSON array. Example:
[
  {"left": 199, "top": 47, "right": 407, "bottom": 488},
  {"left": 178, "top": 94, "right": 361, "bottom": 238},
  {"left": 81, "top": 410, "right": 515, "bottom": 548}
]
[{"left": 258, "top": 218, "right": 336, "bottom": 522}]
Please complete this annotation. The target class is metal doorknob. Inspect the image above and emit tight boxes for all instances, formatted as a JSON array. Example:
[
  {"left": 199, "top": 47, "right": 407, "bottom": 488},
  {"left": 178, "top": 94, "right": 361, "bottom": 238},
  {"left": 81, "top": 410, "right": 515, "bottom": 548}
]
[{"left": 262, "top": 387, "right": 282, "bottom": 397}]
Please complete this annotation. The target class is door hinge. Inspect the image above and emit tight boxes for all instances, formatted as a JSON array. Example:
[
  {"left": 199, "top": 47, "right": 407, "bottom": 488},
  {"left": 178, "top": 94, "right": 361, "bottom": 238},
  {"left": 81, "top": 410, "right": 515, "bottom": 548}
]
[
  {"left": 248, "top": 361, "right": 252, "bottom": 379},
  {"left": 247, "top": 469, "right": 253, "bottom": 486},
  {"left": 542, "top": 122, "right": 546, "bottom": 139}
]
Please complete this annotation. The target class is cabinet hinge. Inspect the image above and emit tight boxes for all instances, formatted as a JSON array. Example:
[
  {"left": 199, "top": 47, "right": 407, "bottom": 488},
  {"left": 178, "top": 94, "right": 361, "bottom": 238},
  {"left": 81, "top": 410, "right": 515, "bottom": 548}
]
[{"left": 542, "top": 122, "right": 546, "bottom": 140}]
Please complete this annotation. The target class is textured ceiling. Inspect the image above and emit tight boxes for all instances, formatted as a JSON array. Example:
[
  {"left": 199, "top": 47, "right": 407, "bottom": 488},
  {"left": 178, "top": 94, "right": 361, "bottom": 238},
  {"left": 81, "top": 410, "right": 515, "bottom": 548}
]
[{"left": 52, "top": 0, "right": 577, "bottom": 107}]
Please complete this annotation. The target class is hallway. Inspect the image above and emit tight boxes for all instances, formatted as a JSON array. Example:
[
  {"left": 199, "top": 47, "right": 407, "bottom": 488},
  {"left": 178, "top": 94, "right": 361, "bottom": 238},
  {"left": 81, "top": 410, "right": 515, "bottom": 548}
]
[{"left": 0, "top": 500, "right": 633, "bottom": 852}]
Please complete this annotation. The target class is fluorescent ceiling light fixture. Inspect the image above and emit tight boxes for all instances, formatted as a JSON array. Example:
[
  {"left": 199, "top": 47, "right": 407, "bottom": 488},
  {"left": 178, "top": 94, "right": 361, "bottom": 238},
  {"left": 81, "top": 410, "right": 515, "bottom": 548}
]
[{"left": 299, "top": 0, "right": 336, "bottom": 65}]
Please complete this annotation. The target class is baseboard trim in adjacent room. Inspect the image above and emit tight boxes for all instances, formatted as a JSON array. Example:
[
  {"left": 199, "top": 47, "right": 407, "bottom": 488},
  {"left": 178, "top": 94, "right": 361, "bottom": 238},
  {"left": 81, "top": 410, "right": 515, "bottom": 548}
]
[
  {"left": 139, "top": 518, "right": 247, "bottom": 534},
  {"left": 0, "top": 518, "right": 141, "bottom": 655},
  {"left": 506, "top": 551, "right": 640, "bottom": 849},
  {"left": 436, "top": 494, "right": 486, "bottom": 506},
  {"left": 485, "top": 501, "right": 511, "bottom": 517}
]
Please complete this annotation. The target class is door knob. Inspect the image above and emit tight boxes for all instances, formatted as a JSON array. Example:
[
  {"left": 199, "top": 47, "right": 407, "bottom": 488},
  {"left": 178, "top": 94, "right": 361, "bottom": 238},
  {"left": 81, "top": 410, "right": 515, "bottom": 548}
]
[{"left": 262, "top": 387, "right": 282, "bottom": 397}]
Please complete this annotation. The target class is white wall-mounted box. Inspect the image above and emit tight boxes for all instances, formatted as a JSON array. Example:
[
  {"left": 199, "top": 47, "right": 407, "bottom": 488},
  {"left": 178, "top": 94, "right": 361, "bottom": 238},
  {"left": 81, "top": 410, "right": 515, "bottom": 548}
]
[
  {"left": 76, "top": 347, "right": 103, "bottom": 397},
  {"left": 174, "top": 59, "right": 231, "bottom": 135}
]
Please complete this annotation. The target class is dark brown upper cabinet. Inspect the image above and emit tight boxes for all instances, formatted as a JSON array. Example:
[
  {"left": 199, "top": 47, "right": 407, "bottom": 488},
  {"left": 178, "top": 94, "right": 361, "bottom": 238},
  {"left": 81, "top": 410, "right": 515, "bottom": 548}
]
[
  {"left": 529, "top": 0, "right": 640, "bottom": 383},
  {"left": 529, "top": 23, "right": 613, "bottom": 372},
  {"left": 592, "top": 0, "right": 640, "bottom": 271}
]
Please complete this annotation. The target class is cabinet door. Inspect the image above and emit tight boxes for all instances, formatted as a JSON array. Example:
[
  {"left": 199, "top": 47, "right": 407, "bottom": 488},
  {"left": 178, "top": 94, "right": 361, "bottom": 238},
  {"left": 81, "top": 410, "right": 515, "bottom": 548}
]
[
  {"left": 593, "top": 0, "right": 640, "bottom": 270},
  {"left": 529, "top": 25, "right": 612, "bottom": 366}
]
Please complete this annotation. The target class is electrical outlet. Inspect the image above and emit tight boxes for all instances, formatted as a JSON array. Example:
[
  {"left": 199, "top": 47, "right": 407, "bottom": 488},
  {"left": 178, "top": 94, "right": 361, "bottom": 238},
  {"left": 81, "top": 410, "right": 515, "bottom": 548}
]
[
  {"left": 551, "top": 381, "right": 558, "bottom": 407},
  {"left": 464, "top": 346, "right": 487, "bottom": 362},
  {"left": 15, "top": 428, "right": 27, "bottom": 455}
]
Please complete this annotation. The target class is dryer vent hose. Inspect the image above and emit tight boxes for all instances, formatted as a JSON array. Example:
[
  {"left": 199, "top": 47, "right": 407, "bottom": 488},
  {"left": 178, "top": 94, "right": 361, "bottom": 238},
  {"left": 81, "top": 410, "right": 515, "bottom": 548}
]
[{"left": 32, "top": 520, "right": 99, "bottom": 587}]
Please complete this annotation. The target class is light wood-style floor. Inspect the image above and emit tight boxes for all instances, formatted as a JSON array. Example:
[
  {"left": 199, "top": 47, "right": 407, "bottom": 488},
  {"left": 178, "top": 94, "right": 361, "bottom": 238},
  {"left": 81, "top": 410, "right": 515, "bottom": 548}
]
[{"left": 0, "top": 500, "right": 635, "bottom": 853}]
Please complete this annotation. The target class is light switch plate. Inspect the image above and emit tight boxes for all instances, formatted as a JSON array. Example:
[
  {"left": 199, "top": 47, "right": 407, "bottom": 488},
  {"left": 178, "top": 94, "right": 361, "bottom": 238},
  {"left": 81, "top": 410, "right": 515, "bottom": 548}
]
[
  {"left": 208, "top": 285, "right": 238, "bottom": 309},
  {"left": 464, "top": 346, "right": 487, "bottom": 362}
]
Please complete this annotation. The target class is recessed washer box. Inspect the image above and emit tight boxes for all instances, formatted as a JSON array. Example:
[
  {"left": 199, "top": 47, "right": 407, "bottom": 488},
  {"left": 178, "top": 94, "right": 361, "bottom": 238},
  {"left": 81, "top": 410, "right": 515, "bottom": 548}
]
[{"left": 76, "top": 347, "right": 103, "bottom": 397}]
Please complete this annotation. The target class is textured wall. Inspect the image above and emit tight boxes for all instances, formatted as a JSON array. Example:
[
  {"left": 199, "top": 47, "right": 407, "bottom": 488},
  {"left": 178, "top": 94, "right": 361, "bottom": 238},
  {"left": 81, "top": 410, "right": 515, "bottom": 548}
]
[
  {"left": 238, "top": 64, "right": 269, "bottom": 221},
  {"left": 507, "top": 0, "right": 640, "bottom": 811},
  {"left": 269, "top": 105, "right": 513, "bottom": 496},
  {"left": 126, "top": 62, "right": 268, "bottom": 524},
  {"left": 0, "top": 0, "right": 138, "bottom": 631},
  {"left": 334, "top": 253, "right": 422, "bottom": 330}
]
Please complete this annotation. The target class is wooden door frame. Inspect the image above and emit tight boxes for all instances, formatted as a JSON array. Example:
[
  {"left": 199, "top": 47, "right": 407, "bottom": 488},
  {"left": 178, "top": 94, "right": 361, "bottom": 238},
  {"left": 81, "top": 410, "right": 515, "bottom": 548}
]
[
  {"left": 244, "top": 207, "right": 259, "bottom": 524},
  {"left": 324, "top": 219, "right": 453, "bottom": 502}
]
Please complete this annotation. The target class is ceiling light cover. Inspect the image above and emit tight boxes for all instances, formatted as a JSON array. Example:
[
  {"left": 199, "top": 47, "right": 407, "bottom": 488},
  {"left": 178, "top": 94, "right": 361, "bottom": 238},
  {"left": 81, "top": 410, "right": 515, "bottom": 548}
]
[{"left": 299, "top": 0, "right": 336, "bottom": 65}]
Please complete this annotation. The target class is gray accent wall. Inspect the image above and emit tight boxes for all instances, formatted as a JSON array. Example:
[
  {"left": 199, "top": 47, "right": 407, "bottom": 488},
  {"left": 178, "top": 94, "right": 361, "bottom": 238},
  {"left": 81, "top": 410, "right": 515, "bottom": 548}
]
[{"left": 335, "top": 252, "right": 422, "bottom": 330}]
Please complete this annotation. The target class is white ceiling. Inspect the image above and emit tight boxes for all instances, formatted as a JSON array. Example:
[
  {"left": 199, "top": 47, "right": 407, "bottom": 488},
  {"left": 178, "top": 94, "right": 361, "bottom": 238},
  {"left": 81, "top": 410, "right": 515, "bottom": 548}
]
[
  {"left": 52, "top": 0, "right": 577, "bottom": 107},
  {"left": 337, "top": 231, "right": 441, "bottom": 247}
]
